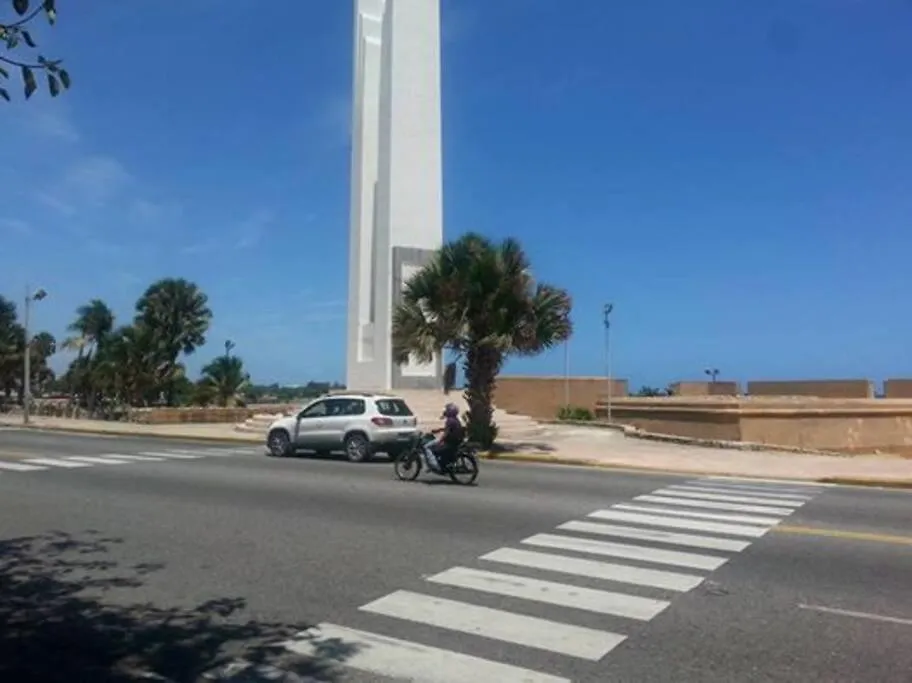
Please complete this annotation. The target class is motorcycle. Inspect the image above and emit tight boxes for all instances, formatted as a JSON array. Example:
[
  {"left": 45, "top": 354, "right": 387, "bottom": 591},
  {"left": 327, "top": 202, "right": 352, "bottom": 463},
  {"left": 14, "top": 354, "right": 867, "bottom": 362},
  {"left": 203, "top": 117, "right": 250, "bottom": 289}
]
[{"left": 393, "top": 431, "right": 480, "bottom": 485}]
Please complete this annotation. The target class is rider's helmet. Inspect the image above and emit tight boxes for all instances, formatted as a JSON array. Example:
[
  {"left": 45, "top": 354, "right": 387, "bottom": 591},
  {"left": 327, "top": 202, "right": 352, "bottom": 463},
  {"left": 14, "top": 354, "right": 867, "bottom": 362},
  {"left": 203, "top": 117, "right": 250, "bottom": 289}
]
[{"left": 442, "top": 402, "right": 459, "bottom": 419}]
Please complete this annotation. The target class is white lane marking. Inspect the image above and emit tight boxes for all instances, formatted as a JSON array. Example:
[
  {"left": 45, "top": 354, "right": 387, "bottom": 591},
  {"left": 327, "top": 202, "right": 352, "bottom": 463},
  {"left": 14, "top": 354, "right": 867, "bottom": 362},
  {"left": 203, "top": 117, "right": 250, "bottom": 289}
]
[
  {"left": 285, "top": 623, "right": 571, "bottom": 683},
  {"left": 651, "top": 489, "right": 807, "bottom": 508},
  {"left": 635, "top": 495, "right": 795, "bottom": 516},
  {"left": 559, "top": 520, "right": 751, "bottom": 552},
  {"left": 614, "top": 503, "right": 783, "bottom": 526},
  {"left": 100, "top": 454, "right": 164, "bottom": 462},
  {"left": 521, "top": 533, "right": 728, "bottom": 571},
  {"left": 360, "top": 590, "right": 625, "bottom": 660},
  {"left": 705, "top": 476, "right": 831, "bottom": 488},
  {"left": 798, "top": 604, "right": 912, "bottom": 627},
  {"left": 169, "top": 449, "right": 235, "bottom": 456},
  {"left": 138, "top": 451, "right": 204, "bottom": 460},
  {"left": 589, "top": 509, "right": 770, "bottom": 538},
  {"left": 427, "top": 566, "right": 670, "bottom": 621},
  {"left": 24, "top": 458, "right": 92, "bottom": 468},
  {"left": 197, "top": 447, "right": 253, "bottom": 454},
  {"left": 480, "top": 547, "right": 704, "bottom": 592},
  {"left": 0, "top": 461, "right": 47, "bottom": 471},
  {"left": 66, "top": 456, "right": 132, "bottom": 465},
  {"left": 670, "top": 485, "right": 811, "bottom": 500}
]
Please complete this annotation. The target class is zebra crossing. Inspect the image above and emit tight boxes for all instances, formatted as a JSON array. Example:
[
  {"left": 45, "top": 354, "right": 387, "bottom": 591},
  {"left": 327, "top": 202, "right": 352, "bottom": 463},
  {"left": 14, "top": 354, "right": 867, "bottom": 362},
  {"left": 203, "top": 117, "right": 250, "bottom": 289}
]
[
  {"left": 0, "top": 446, "right": 260, "bottom": 473},
  {"left": 284, "top": 475, "right": 827, "bottom": 682}
]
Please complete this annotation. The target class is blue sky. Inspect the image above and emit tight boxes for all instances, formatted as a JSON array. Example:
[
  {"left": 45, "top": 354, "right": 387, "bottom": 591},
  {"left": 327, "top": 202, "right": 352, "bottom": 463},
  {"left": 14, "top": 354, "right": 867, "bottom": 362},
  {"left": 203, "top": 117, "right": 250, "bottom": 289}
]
[{"left": 2, "top": 0, "right": 911, "bottom": 389}]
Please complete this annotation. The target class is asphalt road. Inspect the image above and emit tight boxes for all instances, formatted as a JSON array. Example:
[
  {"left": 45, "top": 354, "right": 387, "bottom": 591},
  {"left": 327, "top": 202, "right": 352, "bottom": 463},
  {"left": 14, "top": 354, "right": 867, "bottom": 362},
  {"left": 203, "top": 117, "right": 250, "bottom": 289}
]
[{"left": 0, "top": 427, "right": 910, "bottom": 683}]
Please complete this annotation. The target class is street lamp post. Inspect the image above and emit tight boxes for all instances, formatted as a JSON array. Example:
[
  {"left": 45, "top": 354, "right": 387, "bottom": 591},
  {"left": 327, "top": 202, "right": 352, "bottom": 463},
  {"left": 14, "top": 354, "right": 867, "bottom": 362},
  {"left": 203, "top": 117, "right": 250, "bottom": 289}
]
[
  {"left": 705, "top": 368, "right": 720, "bottom": 384},
  {"left": 603, "top": 303, "right": 614, "bottom": 424},
  {"left": 224, "top": 339, "right": 236, "bottom": 359},
  {"left": 22, "top": 285, "right": 48, "bottom": 426}
]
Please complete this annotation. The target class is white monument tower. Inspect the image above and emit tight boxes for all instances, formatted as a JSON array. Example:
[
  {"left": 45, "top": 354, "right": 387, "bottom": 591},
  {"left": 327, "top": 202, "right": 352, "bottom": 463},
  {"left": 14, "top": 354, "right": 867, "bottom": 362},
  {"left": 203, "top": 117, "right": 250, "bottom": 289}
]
[{"left": 346, "top": 0, "right": 444, "bottom": 390}]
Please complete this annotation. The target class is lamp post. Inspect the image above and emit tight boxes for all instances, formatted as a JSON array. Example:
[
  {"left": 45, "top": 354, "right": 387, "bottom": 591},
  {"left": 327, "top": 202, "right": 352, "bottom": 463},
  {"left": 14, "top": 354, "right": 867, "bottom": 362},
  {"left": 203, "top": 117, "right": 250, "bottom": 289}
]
[
  {"left": 563, "top": 339, "right": 570, "bottom": 406},
  {"left": 705, "top": 368, "right": 720, "bottom": 384},
  {"left": 22, "top": 286, "right": 48, "bottom": 425},
  {"left": 224, "top": 339, "right": 236, "bottom": 359},
  {"left": 603, "top": 303, "right": 614, "bottom": 424}
]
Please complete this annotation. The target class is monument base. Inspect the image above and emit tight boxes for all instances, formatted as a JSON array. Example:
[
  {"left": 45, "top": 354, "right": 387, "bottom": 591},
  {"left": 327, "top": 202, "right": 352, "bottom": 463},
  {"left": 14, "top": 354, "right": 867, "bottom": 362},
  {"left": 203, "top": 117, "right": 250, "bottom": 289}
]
[{"left": 390, "top": 245, "right": 442, "bottom": 390}]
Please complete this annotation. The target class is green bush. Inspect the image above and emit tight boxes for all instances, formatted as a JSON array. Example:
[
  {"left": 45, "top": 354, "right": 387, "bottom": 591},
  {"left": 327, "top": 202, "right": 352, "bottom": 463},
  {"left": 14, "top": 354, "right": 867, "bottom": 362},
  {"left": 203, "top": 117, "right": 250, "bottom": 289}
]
[{"left": 557, "top": 405, "right": 594, "bottom": 421}]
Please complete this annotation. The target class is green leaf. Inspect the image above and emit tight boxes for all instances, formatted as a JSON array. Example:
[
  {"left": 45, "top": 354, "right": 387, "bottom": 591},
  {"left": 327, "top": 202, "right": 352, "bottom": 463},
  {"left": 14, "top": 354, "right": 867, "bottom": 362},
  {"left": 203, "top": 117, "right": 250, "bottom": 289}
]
[
  {"left": 13, "top": 0, "right": 29, "bottom": 17},
  {"left": 47, "top": 72, "right": 59, "bottom": 97},
  {"left": 0, "top": 66, "right": 8, "bottom": 79},
  {"left": 21, "top": 65, "right": 36, "bottom": 99},
  {"left": 22, "top": 30, "right": 36, "bottom": 48},
  {"left": 0, "top": 88, "right": 9, "bottom": 102},
  {"left": 58, "top": 68, "right": 70, "bottom": 89}
]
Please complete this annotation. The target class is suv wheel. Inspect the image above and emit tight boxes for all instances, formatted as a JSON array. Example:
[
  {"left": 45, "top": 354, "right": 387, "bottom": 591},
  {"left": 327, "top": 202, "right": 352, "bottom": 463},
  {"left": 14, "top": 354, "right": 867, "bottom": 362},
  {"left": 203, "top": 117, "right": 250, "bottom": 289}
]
[
  {"left": 344, "top": 432, "right": 371, "bottom": 463},
  {"left": 267, "top": 429, "right": 293, "bottom": 457}
]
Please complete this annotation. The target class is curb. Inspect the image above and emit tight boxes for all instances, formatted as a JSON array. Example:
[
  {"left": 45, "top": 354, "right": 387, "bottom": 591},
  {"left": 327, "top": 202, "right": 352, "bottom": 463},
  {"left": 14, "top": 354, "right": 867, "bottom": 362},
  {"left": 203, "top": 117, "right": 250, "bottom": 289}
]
[
  {"left": 478, "top": 451, "right": 912, "bottom": 490},
  {"left": 3, "top": 423, "right": 262, "bottom": 445}
]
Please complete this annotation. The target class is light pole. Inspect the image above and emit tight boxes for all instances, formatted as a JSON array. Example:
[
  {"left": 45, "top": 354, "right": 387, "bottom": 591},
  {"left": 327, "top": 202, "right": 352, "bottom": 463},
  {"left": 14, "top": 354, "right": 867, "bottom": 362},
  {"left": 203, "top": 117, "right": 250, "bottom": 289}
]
[
  {"left": 22, "top": 285, "right": 48, "bottom": 425},
  {"left": 705, "top": 368, "right": 720, "bottom": 384},
  {"left": 603, "top": 303, "right": 614, "bottom": 424},
  {"left": 224, "top": 339, "right": 236, "bottom": 359},
  {"left": 563, "top": 338, "right": 570, "bottom": 406}
]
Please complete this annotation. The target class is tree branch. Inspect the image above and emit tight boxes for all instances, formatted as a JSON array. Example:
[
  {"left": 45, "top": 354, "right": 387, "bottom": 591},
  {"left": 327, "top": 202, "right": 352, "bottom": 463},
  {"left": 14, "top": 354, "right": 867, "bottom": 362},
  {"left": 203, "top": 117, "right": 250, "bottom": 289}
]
[
  {"left": 0, "top": 53, "right": 44, "bottom": 69},
  {"left": 1, "top": 4, "right": 44, "bottom": 29}
]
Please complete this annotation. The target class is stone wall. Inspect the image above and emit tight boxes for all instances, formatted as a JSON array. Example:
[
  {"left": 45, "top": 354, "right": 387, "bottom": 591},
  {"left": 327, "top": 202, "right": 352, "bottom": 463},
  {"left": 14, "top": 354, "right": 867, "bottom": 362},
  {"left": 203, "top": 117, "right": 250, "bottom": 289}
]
[
  {"left": 746, "top": 379, "right": 874, "bottom": 399},
  {"left": 671, "top": 381, "right": 740, "bottom": 396},
  {"left": 493, "top": 376, "right": 628, "bottom": 421},
  {"left": 594, "top": 396, "right": 912, "bottom": 453},
  {"left": 129, "top": 404, "right": 294, "bottom": 425},
  {"left": 884, "top": 379, "right": 912, "bottom": 399}
]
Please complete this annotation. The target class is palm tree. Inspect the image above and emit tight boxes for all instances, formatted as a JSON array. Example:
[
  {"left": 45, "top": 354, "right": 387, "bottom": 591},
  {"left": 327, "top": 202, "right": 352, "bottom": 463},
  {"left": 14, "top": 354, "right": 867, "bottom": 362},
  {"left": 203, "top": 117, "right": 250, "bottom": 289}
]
[
  {"left": 199, "top": 355, "right": 250, "bottom": 407},
  {"left": 134, "top": 278, "right": 212, "bottom": 405},
  {"left": 63, "top": 299, "right": 115, "bottom": 357},
  {"left": 392, "top": 233, "right": 572, "bottom": 447}
]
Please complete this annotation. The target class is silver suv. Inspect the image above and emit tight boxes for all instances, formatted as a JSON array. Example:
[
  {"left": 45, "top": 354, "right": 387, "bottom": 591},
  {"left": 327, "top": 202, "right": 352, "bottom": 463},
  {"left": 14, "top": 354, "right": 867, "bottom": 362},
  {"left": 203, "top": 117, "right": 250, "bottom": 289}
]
[{"left": 265, "top": 392, "right": 419, "bottom": 462}]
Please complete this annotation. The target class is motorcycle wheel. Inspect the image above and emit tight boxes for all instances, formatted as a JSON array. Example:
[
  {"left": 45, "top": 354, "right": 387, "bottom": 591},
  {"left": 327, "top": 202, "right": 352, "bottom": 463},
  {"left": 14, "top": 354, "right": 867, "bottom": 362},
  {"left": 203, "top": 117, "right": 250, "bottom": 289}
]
[
  {"left": 394, "top": 450, "right": 422, "bottom": 481},
  {"left": 448, "top": 452, "right": 479, "bottom": 486}
]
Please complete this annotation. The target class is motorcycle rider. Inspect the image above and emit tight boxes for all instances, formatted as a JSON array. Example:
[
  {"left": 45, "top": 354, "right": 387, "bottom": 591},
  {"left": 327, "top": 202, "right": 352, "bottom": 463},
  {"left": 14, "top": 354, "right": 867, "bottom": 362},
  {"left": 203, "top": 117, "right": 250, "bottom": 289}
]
[{"left": 425, "top": 402, "right": 465, "bottom": 471}]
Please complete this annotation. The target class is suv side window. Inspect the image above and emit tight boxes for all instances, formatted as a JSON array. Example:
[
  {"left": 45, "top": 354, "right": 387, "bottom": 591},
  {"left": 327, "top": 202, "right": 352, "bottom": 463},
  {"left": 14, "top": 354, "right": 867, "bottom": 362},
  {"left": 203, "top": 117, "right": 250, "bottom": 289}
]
[
  {"left": 299, "top": 401, "right": 328, "bottom": 419},
  {"left": 323, "top": 398, "right": 366, "bottom": 416}
]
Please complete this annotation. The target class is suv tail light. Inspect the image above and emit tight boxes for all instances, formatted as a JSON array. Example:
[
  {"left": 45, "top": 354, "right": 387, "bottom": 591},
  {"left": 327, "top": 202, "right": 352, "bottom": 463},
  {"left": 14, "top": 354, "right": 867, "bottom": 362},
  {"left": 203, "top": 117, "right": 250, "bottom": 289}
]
[{"left": 371, "top": 417, "right": 393, "bottom": 426}]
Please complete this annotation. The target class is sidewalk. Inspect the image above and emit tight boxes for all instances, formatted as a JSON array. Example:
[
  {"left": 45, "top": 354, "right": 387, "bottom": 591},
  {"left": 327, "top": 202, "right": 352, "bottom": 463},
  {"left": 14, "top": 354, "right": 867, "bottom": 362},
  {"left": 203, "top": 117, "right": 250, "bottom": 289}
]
[{"left": 2, "top": 415, "right": 911, "bottom": 487}]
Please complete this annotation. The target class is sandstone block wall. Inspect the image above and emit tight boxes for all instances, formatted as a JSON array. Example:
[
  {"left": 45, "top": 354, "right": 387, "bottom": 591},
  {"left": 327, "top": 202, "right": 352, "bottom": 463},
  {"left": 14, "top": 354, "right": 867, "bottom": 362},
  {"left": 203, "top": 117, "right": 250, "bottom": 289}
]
[
  {"left": 746, "top": 379, "right": 874, "bottom": 399},
  {"left": 494, "top": 376, "right": 628, "bottom": 421},
  {"left": 671, "top": 381, "right": 740, "bottom": 396}
]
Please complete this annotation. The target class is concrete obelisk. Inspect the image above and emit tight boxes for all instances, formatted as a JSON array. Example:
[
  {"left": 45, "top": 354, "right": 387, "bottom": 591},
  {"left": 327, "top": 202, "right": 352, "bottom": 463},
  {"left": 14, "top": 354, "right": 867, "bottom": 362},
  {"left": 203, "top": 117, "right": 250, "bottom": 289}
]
[{"left": 346, "top": 0, "right": 444, "bottom": 390}]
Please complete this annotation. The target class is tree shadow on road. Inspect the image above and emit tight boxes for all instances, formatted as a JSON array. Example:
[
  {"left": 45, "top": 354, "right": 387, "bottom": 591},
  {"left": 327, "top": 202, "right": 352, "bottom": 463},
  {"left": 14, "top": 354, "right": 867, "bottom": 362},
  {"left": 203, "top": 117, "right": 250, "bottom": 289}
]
[{"left": 0, "top": 531, "right": 359, "bottom": 682}]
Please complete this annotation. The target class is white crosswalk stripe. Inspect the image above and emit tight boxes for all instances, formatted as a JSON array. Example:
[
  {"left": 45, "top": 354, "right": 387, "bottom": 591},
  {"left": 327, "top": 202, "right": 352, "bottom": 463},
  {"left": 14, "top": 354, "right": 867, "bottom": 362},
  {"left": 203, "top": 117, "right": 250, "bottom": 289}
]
[
  {"left": 587, "top": 508, "right": 770, "bottom": 537},
  {"left": 634, "top": 494, "right": 796, "bottom": 516},
  {"left": 558, "top": 519, "right": 752, "bottom": 552},
  {"left": 0, "top": 446, "right": 250, "bottom": 474},
  {"left": 286, "top": 624, "right": 572, "bottom": 683},
  {"left": 668, "top": 484, "right": 812, "bottom": 500},
  {"left": 24, "top": 458, "right": 92, "bottom": 468},
  {"left": 360, "top": 590, "right": 627, "bottom": 660},
  {"left": 294, "top": 476, "right": 825, "bottom": 681},
  {"left": 427, "top": 566, "right": 670, "bottom": 620},
  {"left": 651, "top": 488, "right": 808, "bottom": 507}
]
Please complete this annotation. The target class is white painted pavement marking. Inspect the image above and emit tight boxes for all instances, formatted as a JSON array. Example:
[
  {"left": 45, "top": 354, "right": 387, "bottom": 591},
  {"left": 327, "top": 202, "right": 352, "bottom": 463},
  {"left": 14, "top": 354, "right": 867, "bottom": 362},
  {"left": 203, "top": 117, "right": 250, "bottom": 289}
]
[
  {"left": 521, "top": 533, "right": 728, "bottom": 571},
  {"left": 689, "top": 481, "right": 822, "bottom": 495},
  {"left": 559, "top": 519, "right": 752, "bottom": 552},
  {"left": 635, "top": 495, "right": 795, "bottom": 516},
  {"left": 798, "top": 604, "right": 912, "bottom": 627},
  {"left": 138, "top": 451, "right": 204, "bottom": 460},
  {"left": 286, "top": 623, "right": 571, "bottom": 683},
  {"left": 613, "top": 503, "right": 784, "bottom": 526},
  {"left": 480, "top": 547, "right": 704, "bottom": 592},
  {"left": 589, "top": 509, "right": 770, "bottom": 538},
  {"left": 24, "top": 458, "right": 92, "bottom": 468},
  {"left": 651, "top": 488, "right": 808, "bottom": 507},
  {"left": 704, "top": 475, "right": 831, "bottom": 488},
  {"left": 360, "top": 590, "right": 625, "bottom": 660},
  {"left": 427, "top": 566, "right": 670, "bottom": 621},
  {"left": 669, "top": 484, "right": 812, "bottom": 500},
  {"left": 0, "top": 460, "right": 47, "bottom": 471},
  {"left": 66, "top": 456, "right": 133, "bottom": 465},
  {"left": 102, "top": 454, "right": 165, "bottom": 462}
]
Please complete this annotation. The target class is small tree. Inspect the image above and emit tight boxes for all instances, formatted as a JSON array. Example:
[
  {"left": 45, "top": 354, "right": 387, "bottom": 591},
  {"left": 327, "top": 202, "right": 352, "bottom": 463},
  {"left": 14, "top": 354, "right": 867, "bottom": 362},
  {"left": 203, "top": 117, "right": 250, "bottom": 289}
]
[{"left": 1, "top": 0, "right": 70, "bottom": 101}]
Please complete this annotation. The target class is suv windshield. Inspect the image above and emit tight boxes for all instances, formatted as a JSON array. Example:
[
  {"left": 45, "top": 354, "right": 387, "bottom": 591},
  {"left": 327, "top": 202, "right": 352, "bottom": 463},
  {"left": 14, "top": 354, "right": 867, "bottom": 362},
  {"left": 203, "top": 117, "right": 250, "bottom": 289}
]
[{"left": 374, "top": 399, "right": 414, "bottom": 417}]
